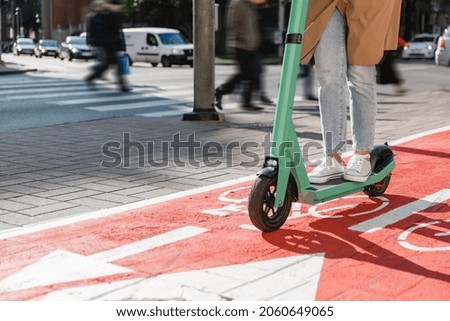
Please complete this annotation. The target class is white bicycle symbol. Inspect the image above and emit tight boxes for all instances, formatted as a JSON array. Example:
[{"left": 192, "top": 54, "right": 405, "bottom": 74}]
[
  {"left": 206, "top": 186, "right": 450, "bottom": 252},
  {"left": 398, "top": 219, "right": 450, "bottom": 252}
]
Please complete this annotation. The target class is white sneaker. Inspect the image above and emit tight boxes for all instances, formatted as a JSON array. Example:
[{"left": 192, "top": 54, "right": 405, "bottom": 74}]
[
  {"left": 344, "top": 154, "right": 372, "bottom": 182},
  {"left": 308, "top": 157, "right": 344, "bottom": 184}
]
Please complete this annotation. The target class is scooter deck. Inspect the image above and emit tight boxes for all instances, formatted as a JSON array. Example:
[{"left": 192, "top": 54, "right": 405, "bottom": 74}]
[{"left": 309, "top": 178, "right": 348, "bottom": 190}]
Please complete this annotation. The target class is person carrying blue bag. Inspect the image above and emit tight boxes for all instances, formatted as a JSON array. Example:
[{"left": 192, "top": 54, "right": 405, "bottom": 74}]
[{"left": 85, "top": 0, "right": 131, "bottom": 92}]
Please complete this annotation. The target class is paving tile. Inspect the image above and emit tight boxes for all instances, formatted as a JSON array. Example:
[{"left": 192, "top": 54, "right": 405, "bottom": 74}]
[
  {"left": 113, "top": 185, "right": 161, "bottom": 196},
  {"left": 0, "top": 220, "right": 19, "bottom": 231},
  {"left": 91, "top": 193, "right": 142, "bottom": 205},
  {"left": 0, "top": 190, "right": 22, "bottom": 200},
  {"left": 79, "top": 182, "right": 123, "bottom": 193},
  {"left": 51, "top": 190, "right": 102, "bottom": 202},
  {"left": 8, "top": 195, "right": 58, "bottom": 207},
  {"left": 0, "top": 200, "right": 33, "bottom": 212},
  {"left": 20, "top": 202, "right": 79, "bottom": 217},
  {"left": 33, "top": 186, "right": 83, "bottom": 198},
  {"left": 68, "top": 197, "right": 122, "bottom": 209}
]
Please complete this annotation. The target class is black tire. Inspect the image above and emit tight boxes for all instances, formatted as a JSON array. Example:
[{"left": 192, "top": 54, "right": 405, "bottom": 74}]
[
  {"left": 248, "top": 176, "right": 294, "bottom": 232},
  {"left": 161, "top": 56, "right": 171, "bottom": 67},
  {"left": 151, "top": 63, "right": 158, "bottom": 67},
  {"left": 364, "top": 174, "right": 391, "bottom": 197}
]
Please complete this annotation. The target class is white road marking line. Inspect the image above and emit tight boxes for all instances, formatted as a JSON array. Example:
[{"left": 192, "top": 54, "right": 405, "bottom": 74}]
[{"left": 349, "top": 189, "right": 450, "bottom": 233}]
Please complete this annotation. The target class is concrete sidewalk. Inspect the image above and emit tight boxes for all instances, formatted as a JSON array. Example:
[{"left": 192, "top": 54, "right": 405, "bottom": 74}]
[{"left": 0, "top": 61, "right": 449, "bottom": 231}]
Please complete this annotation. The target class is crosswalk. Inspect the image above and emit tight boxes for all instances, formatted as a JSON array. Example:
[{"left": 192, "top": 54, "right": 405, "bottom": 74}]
[{"left": 0, "top": 78, "right": 195, "bottom": 118}]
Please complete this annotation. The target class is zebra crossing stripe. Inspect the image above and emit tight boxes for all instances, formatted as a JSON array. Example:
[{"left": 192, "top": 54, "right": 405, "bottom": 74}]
[{"left": 85, "top": 99, "right": 190, "bottom": 111}]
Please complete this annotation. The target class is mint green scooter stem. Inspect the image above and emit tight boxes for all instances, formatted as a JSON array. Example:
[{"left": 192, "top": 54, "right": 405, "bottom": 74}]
[{"left": 270, "top": 0, "right": 310, "bottom": 207}]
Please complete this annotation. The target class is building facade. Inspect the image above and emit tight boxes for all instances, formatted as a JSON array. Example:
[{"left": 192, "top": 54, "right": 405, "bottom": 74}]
[{"left": 41, "top": 0, "right": 91, "bottom": 42}]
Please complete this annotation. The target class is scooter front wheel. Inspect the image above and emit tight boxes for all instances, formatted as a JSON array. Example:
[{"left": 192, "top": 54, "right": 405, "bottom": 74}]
[{"left": 248, "top": 176, "right": 294, "bottom": 232}]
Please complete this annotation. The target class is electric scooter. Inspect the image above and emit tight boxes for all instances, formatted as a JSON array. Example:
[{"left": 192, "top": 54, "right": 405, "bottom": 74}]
[{"left": 247, "top": 0, "right": 395, "bottom": 232}]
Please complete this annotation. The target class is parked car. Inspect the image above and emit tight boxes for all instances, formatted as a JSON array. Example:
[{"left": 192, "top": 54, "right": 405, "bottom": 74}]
[
  {"left": 58, "top": 36, "right": 96, "bottom": 61},
  {"left": 34, "top": 39, "right": 59, "bottom": 58},
  {"left": 12, "top": 38, "right": 35, "bottom": 56},
  {"left": 401, "top": 33, "right": 440, "bottom": 59},
  {"left": 123, "top": 27, "right": 194, "bottom": 67},
  {"left": 435, "top": 25, "right": 450, "bottom": 67}
]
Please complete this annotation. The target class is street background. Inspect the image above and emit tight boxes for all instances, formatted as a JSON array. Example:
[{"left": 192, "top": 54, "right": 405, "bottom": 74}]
[{"left": 0, "top": 53, "right": 449, "bottom": 301}]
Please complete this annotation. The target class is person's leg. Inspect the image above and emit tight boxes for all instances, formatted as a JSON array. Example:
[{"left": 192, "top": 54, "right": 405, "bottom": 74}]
[
  {"left": 347, "top": 64, "right": 377, "bottom": 153},
  {"left": 115, "top": 63, "right": 131, "bottom": 92},
  {"left": 253, "top": 51, "right": 273, "bottom": 104},
  {"left": 308, "top": 10, "right": 348, "bottom": 183},
  {"left": 314, "top": 9, "right": 348, "bottom": 158},
  {"left": 216, "top": 49, "right": 261, "bottom": 110},
  {"left": 215, "top": 49, "right": 245, "bottom": 109},
  {"left": 85, "top": 47, "right": 108, "bottom": 82},
  {"left": 343, "top": 64, "right": 376, "bottom": 182},
  {"left": 112, "top": 51, "right": 131, "bottom": 92},
  {"left": 239, "top": 49, "right": 257, "bottom": 107}
]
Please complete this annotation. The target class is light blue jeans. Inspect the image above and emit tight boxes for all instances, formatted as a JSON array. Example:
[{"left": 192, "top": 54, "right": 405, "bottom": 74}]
[{"left": 314, "top": 10, "right": 377, "bottom": 154}]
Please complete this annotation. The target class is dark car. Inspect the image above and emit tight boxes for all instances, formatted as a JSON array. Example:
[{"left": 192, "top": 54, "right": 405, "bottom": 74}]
[
  {"left": 34, "top": 39, "right": 59, "bottom": 58},
  {"left": 12, "top": 38, "right": 35, "bottom": 56},
  {"left": 58, "top": 36, "right": 96, "bottom": 61}
]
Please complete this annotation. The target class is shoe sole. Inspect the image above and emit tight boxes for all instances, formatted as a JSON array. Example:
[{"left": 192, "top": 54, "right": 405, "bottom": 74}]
[
  {"left": 309, "top": 173, "right": 343, "bottom": 184},
  {"left": 343, "top": 173, "right": 369, "bottom": 183}
]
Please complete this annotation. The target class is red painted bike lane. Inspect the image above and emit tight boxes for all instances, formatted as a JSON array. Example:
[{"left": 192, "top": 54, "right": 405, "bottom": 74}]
[{"left": 0, "top": 130, "right": 449, "bottom": 300}]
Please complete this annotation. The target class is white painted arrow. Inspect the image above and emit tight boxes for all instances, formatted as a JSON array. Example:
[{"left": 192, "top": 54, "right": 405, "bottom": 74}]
[
  {"left": 0, "top": 226, "right": 208, "bottom": 293},
  {"left": 43, "top": 254, "right": 325, "bottom": 301}
]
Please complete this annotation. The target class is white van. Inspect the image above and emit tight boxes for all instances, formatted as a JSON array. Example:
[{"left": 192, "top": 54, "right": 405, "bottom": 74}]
[{"left": 123, "top": 27, "right": 193, "bottom": 67}]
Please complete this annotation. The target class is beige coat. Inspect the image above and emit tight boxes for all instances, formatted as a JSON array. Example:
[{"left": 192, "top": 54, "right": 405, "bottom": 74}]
[{"left": 301, "top": 0, "right": 402, "bottom": 65}]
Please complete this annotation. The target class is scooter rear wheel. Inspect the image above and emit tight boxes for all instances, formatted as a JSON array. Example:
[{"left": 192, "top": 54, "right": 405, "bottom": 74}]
[
  {"left": 248, "top": 176, "right": 294, "bottom": 232},
  {"left": 363, "top": 174, "right": 391, "bottom": 197}
]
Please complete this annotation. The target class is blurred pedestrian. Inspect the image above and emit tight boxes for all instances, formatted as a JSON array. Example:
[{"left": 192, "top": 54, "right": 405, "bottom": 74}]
[
  {"left": 253, "top": 49, "right": 274, "bottom": 105},
  {"left": 376, "top": 38, "right": 408, "bottom": 95},
  {"left": 303, "top": 1, "right": 402, "bottom": 184},
  {"left": 252, "top": 5, "right": 274, "bottom": 105},
  {"left": 85, "top": 0, "right": 131, "bottom": 92},
  {"left": 215, "top": 0, "right": 267, "bottom": 111}
]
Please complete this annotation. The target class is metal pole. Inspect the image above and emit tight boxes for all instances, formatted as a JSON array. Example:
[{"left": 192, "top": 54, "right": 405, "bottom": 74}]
[
  {"left": 41, "top": 0, "right": 52, "bottom": 40},
  {"left": 182, "top": 0, "right": 223, "bottom": 121}
]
